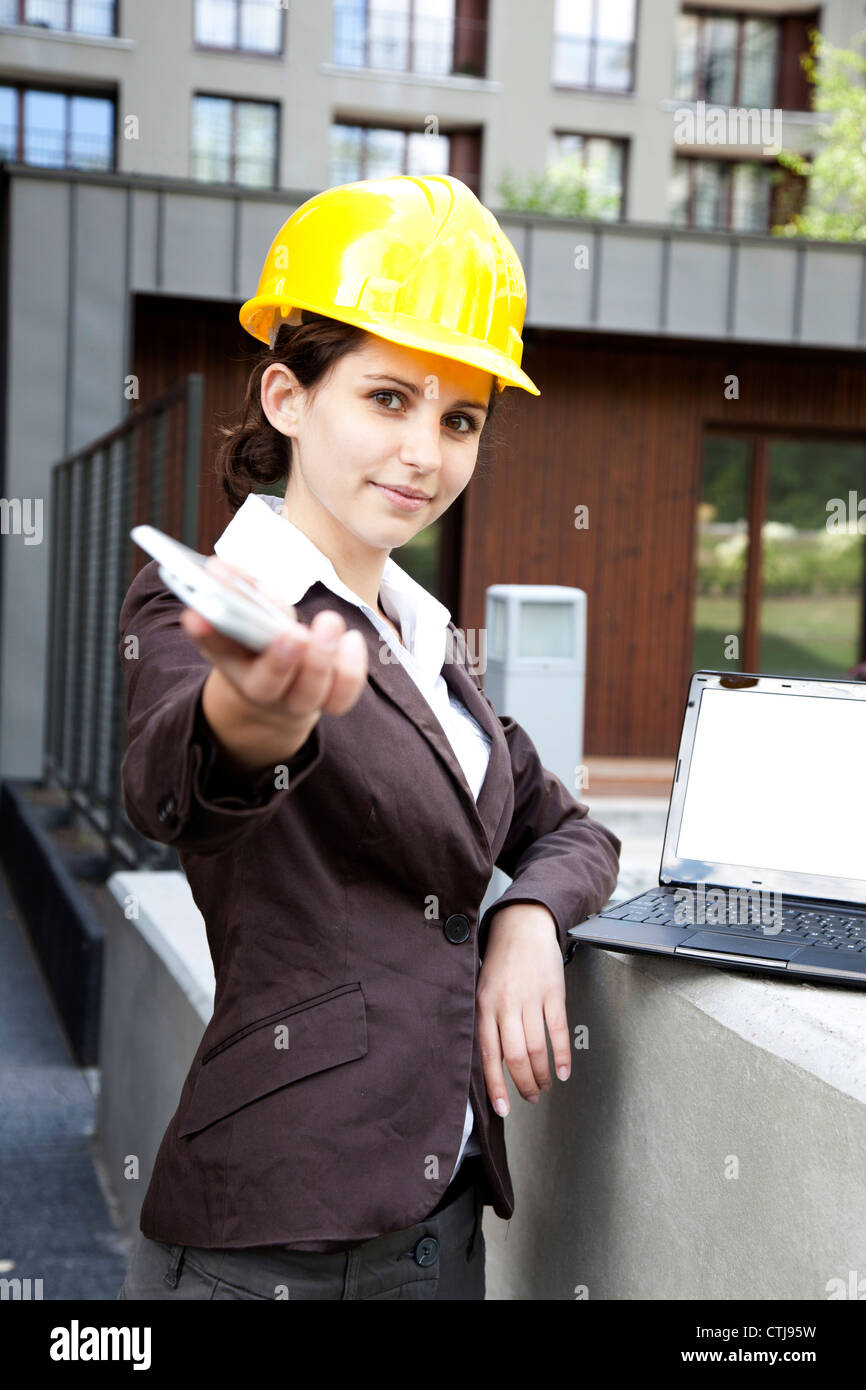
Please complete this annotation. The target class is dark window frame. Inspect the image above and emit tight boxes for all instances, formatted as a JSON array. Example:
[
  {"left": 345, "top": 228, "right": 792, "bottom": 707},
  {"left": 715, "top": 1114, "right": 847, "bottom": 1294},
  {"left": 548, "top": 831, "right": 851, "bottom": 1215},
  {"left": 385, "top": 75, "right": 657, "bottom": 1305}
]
[
  {"left": 671, "top": 150, "right": 805, "bottom": 233},
  {"left": 332, "top": 0, "right": 488, "bottom": 79},
  {"left": 551, "top": 0, "right": 642, "bottom": 97},
  {"left": 329, "top": 117, "right": 461, "bottom": 179},
  {"left": 677, "top": 5, "right": 816, "bottom": 111},
  {"left": 549, "top": 128, "right": 630, "bottom": 221},
  {"left": 191, "top": 91, "right": 281, "bottom": 189},
  {"left": 0, "top": 77, "right": 117, "bottom": 169},
  {"left": 701, "top": 423, "right": 866, "bottom": 672},
  {"left": 3, "top": 0, "right": 118, "bottom": 35},
  {"left": 192, "top": 0, "right": 285, "bottom": 56}
]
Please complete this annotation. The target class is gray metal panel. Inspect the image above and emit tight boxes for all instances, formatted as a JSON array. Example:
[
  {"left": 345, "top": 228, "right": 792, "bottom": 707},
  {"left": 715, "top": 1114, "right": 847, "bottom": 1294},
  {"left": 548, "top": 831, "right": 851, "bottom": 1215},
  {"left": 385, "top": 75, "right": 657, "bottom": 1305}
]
[
  {"left": 498, "top": 219, "right": 528, "bottom": 264},
  {"left": 161, "top": 194, "right": 235, "bottom": 298},
  {"left": 801, "top": 247, "right": 863, "bottom": 348},
  {"left": 130, "top": 189, "right": 160, "bottom": 293},
  {"left": 71, "top": 184, "right": 128, "bottom": 450},
  {"left": 667, "top": 238, "right": 730, "bottom": 340},
  {"left": 238, "top": 198, "right": 303, "bottom": 306},
  {"left": 598, "top": 234, "right": 665, "bottom": 332},
  {"left": 734, "top": 243, "right": 798, "bottom": 341},
  {"left": 2, "top": 180, "right": 71, "bottom": 775},
  {"left": 6, "top": 181, "right": 70, "bottom": 476},
  {"left": 525, "top": 226, "right": 595, "bottom": 328}
]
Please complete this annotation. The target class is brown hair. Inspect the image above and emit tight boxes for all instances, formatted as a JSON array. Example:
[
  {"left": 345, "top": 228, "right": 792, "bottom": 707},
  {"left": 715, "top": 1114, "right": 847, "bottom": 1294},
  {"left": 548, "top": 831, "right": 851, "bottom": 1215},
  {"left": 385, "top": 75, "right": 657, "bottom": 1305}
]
[{"left": 215, "top": 309, "right": 509, "bottom": 512}]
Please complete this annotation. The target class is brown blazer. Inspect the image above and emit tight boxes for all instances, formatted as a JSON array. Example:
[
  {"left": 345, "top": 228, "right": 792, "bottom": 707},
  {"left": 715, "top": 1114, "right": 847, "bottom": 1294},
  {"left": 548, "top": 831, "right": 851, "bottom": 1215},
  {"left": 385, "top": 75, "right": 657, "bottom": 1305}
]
[{"left": 118, "top": 558, "right": 622, "bottom": 1250}]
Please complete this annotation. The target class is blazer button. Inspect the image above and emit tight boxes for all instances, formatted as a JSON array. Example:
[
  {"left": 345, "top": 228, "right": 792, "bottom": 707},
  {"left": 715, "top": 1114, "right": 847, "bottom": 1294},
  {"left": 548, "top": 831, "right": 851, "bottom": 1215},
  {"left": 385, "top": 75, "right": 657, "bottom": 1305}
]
[
  {"left": 157, "top": 795, "right": 177, "bottom": 823},
  {"left": 443, "top": 913, "right": 471, "bottom": 944},
  {"left": 413, "top": 1236, "right": 439, "bottom": 1267}
]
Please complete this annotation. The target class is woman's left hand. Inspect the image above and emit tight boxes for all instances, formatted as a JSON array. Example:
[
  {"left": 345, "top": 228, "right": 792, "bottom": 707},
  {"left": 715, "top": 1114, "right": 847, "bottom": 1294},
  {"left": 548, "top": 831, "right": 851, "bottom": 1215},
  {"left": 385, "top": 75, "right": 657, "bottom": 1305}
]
[{"left": 476, "top": 903, "right": 571, "bottom": 1117}]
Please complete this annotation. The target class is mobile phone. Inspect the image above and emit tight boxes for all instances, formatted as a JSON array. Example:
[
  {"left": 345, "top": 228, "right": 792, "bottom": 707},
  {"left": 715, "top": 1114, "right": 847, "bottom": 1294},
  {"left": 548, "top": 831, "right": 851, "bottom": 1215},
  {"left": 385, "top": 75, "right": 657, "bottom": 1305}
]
[{"left": 130, "top": 524, "right": 296, "bottom": 652}]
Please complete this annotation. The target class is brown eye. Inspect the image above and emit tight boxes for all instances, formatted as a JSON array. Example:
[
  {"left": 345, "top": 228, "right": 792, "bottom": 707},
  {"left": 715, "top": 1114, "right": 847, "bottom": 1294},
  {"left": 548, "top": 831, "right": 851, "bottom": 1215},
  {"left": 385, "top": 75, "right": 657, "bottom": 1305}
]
[{"left": 371, "top": 390, "right": 403, "bottom": 410}]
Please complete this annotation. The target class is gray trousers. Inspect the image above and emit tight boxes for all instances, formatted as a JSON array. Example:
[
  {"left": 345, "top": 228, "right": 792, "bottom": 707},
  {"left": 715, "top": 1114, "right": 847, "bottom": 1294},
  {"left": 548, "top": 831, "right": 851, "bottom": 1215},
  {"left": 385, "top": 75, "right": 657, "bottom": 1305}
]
[{"left": 117, "top": 1158, "right": 487, "bottom": 1301}]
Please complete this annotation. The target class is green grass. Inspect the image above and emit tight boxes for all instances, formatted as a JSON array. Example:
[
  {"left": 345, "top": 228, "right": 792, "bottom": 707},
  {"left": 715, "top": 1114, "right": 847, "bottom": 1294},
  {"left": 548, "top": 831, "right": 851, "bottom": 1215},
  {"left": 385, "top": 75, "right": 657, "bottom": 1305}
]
[{"left": 693, "top": 596, "right": 862, "bottom": 676}]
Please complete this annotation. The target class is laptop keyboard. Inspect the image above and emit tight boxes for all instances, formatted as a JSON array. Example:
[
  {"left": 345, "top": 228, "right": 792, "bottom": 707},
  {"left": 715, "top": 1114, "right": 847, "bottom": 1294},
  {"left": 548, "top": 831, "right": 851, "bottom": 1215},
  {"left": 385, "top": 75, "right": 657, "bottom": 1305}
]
[{"left": 601, "top": 888, "right": 866, "bottom": 954}]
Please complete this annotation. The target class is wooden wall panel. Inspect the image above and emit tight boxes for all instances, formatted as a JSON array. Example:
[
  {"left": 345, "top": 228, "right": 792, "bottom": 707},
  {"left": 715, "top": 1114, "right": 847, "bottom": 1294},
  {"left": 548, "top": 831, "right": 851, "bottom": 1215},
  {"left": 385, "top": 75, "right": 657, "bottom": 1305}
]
[
  {"left": 462, "top": 330, "right": 866, "bottom": 757},
  {"left": 133, "top": 296, "right": 866, "bottom": 757},
  {"left": 132, "top": 292, "right": 263, "bottom": 552}
]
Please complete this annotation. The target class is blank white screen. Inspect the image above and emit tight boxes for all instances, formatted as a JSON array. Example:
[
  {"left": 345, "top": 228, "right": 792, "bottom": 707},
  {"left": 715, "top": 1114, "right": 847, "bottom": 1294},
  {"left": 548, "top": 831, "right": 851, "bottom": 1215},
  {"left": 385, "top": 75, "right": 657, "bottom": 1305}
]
[{"left": 676, "top": 689, "right": 866, "bottom": 881}]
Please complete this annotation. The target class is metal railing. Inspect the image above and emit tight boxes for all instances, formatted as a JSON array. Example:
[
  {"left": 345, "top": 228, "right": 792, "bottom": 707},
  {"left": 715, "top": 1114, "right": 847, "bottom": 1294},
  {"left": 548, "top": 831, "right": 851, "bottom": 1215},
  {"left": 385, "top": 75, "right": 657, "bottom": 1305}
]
[
  {"left": 0, "top": 122, "right": 114, "bottom": 171},
  {"left": 43, "top": 374, "right": 204, "bottom": 873}
]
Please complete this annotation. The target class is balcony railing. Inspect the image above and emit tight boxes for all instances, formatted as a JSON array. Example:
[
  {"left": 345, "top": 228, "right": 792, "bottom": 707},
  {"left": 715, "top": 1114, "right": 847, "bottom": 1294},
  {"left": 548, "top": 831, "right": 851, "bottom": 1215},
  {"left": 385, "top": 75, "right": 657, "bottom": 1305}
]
[
  {"left": 44, "top": 375, "right": 204, "bottom": 873},
  {"left": 0, "top": 123, "right": 114, "bottom": 171},
  {"left": 190, "top": 149, "right": 277, "bottom": 188}
]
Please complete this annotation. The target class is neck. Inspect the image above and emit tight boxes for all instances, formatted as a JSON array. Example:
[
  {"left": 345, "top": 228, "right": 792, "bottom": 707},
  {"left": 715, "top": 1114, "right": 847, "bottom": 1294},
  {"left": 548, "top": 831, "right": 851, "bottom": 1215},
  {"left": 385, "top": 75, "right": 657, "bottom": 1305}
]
[{"left": 278, "top": 488, "right": 388, "bottom": 613}]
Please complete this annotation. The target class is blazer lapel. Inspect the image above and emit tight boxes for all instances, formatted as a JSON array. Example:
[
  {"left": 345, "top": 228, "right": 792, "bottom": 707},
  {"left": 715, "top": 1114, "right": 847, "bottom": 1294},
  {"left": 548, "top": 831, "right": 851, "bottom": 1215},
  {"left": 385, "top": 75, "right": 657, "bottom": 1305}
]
[{"left": 294, "top": 583, "right": 512, "bottom": 856}]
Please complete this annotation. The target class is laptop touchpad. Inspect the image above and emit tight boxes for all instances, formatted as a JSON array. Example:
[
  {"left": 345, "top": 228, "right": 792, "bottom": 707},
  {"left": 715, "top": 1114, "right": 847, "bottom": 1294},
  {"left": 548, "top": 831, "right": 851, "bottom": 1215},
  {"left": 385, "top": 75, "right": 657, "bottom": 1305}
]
[{"left": 675, "top": 931, "right": 795, "bottom": 964}]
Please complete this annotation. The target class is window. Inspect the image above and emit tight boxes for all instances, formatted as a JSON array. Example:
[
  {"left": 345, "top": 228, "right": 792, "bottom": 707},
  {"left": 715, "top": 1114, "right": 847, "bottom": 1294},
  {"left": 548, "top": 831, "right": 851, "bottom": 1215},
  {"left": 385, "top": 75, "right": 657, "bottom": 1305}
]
[
  {"left": 548, "top": 131, "right": 627, "bottom": 219},
  {"left": 675, "top": 10, "right": 780, "bottom": 109},
  {"left": 0, "top": 82, "right": 114, "bottom": 168},
  {"left": 670, "top": 156, "right": 777, "bottom": 233},
  {"left": 329, "top": 121, "right": 451, "bottom": 185},
  {"left": 333, "top": 0, "right": 487, "bottom": 79},
  {"left": 191, "top": 95, "right": 278, "bottom": 188},
  {"left": 693, "top": 434, "right": 866, "bottom": 678},
  {"left": 194, "top": 0, "right": 283, "bottom": 54},
  {"left": 552, "top": 0, "right": 637, "bottom": 93},
  {"left": 0, "top": 0, "right": 116, "bottom": 35}
]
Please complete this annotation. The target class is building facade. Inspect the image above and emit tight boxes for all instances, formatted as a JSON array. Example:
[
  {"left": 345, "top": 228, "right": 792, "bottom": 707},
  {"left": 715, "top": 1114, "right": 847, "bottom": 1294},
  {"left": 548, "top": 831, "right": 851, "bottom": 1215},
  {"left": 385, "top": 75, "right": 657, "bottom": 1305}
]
[{"left": 2, "top": 0, "right": 866, "bottom": 774}]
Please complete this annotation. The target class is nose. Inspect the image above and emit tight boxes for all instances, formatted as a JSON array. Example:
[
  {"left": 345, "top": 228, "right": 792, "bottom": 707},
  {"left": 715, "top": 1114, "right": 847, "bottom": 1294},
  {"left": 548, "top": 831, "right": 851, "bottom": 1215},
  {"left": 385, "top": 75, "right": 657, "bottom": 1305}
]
[{"left": 397, "top": 406, "right": 443, "bottom": 472}]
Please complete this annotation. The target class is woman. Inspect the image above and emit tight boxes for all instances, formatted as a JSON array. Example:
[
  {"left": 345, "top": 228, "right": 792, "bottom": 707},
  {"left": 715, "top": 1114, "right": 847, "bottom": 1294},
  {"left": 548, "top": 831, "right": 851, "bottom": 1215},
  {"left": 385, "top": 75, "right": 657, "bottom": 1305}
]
[{"left": 116, "top": 174, "right": 621, "bottom": 1300}]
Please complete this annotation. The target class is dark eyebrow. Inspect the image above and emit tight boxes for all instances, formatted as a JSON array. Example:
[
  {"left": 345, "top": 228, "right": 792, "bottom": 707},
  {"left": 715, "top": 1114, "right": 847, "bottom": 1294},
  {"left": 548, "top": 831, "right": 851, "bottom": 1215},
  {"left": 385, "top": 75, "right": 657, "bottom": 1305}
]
[{"left": 361, "top": 373, "right": 488, "bottom": 415}]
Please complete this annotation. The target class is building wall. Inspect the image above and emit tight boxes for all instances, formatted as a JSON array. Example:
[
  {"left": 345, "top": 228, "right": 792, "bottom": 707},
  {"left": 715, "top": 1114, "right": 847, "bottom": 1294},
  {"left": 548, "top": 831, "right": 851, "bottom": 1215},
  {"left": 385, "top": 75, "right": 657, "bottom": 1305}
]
[
  {"left": 4, "top": 153, "right": 866, "bottom": 777},
  {"left": 463, "top": 329, "right": 866, "bottom": 755},
  {"left": 130, "top": 299, "right": 866, "bottom": 759},
  {"left": 0, "top": 0, "right": 852, "bottom": 217}
]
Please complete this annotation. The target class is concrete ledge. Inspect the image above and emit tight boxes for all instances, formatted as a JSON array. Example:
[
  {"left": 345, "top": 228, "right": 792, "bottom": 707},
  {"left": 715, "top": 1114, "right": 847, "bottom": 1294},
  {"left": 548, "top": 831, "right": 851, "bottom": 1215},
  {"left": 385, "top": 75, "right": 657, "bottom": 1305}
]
[
  {"left": 96, "top": 871, "right": 214, "bottom": 1237},
  {"left": 107, "top": 872, "right": 215, "bottom": 1023}
]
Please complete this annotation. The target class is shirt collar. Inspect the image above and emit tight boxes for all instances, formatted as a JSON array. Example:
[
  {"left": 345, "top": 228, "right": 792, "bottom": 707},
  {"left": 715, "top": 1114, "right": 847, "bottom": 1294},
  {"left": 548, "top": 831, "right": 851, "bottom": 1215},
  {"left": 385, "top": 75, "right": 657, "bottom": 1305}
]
[{"left": 213, "top": 492, "right": 452, "bottom": 679}]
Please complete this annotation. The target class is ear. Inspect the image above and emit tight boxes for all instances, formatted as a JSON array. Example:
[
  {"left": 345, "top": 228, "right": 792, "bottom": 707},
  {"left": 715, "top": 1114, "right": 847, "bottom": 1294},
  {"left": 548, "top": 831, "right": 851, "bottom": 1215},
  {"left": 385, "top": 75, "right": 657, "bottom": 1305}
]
[{"left": 261, "top": 363, "right": 303, "bottom": 437}]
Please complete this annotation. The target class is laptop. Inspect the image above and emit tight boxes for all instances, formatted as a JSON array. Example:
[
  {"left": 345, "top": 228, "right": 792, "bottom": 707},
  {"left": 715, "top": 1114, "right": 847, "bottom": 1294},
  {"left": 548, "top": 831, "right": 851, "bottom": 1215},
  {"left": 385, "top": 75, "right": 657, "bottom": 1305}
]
[{"left": 567, "top": 670, "right": 866, "bottom": 988}]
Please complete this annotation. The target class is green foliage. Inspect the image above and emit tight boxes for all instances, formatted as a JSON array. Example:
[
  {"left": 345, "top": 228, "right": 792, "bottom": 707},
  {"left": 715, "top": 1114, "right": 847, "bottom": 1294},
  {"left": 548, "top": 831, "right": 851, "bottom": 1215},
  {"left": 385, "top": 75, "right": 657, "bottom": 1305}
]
[
  {"left": 701, "top": 437, "right": 866, "bottom": 528},
  {"left": 698, "top": 528, "right": 863, "bottom": 596},
  {"left": 772, "top": 25, "right": 866, "bottom": 241},
  {"left": 497, "top": 153, "right": 621, "bottom": 219}
]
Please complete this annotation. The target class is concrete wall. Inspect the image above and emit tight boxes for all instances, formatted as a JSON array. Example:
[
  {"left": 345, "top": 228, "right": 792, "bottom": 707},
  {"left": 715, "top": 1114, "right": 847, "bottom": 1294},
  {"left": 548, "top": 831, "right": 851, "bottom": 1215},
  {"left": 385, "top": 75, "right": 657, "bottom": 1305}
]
[
  {"left": 99, "top": 857, "right": 866, "bottom": 1299},
  {"left": 484, "top": 940, "right": 866, "bottom": 1300}
]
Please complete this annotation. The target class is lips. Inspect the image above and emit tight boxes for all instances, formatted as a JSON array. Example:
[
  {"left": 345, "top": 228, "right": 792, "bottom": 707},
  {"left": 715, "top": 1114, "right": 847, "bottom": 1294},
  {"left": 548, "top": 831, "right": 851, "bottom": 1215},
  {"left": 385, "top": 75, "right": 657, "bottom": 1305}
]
[
  {"left": 369, "top": 482, "right": 432, "bottom": 512},
  {"left": 375, "top": 484, "right": 430, "bottom": 499}
]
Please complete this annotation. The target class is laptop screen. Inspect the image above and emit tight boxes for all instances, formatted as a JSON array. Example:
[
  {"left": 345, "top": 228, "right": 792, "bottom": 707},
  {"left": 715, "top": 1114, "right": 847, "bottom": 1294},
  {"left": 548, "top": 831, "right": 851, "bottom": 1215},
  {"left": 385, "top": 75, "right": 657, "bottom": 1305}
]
[{"left": 662, "top": 675, "right": 866, "bottom": 903}]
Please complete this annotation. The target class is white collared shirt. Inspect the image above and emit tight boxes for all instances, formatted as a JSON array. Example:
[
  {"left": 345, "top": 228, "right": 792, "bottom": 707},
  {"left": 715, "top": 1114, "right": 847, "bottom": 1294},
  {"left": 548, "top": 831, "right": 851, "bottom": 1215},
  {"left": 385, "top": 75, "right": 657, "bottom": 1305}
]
[{"left": 213, "top": 492, "right": 488, "bottom": 1177}]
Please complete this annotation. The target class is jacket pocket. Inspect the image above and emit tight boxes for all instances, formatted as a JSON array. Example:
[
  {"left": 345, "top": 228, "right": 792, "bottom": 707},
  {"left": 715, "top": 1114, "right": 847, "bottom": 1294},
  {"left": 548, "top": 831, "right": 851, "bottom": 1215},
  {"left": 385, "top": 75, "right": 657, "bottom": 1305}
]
[{"left": 177, "top": 982, "right": 367, "bottom": 1137}]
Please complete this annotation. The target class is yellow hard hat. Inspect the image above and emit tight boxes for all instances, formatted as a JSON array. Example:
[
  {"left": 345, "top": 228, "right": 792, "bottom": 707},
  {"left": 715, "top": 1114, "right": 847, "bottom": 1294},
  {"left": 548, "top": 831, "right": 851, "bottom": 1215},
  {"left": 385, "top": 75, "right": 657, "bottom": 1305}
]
[{"left": 239, "top": 174, "right": 539, "bottom": 396}]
